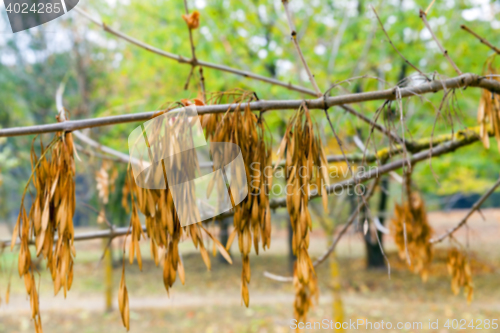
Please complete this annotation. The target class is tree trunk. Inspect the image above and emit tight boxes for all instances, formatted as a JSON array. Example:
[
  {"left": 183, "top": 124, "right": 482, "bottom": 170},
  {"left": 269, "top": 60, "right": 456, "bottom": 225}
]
[
  {"left": 364, "top": 176, "right": 389, "bottom": 269},
  {"left": 103, "top": 227, "right": 113, "bottom": 312},
  {"left": 218, "top": 217, "right": 232, "bottom": 263},
  {"left": 287, "top": 216, "right": 296, "bottom": 274}
]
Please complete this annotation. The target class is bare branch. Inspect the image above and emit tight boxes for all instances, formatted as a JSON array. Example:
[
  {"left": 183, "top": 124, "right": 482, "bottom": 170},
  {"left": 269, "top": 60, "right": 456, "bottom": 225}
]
[
  {"left": 281, "top": 0, "right": 322, "bottom": 96},
  {"left": 430, "top": 176, "right": 500, "bottom": 243},
  {"left": 351, "top": 13, "right": 377, "bottom": 78},
  {"left": 340, "top": 104, "right": 401, "bottom": 142},
  {"left": 461, "top": 25, "right": 500, "bottom": 55},
  {"left": 56, "top": 80, "right": 432, "bottom": 169},
  {"left": 269, "top": 127, "right": 487, "bottom": 210},
  {"left": 2, "top": 73, "right": 499, "bottom": 137},
  {"left": 2, "top": 129, "right": 489, "bottom": 247},
  {"left": 328, "top": 14, "right": 349, "bottom": 76},
  {"left": 74, "top": 119, "right": 469, "bottom": 169},
  {"left": 312, "top": 179, "right": 379, "bottom": 267},
  {"left": 74, "top": 6, "right": 316, "bottom": 96},
  {"left": 372, "top": 6, "right": 430, "bottom": 81},
  {"left": 425, "top": 0, "right": 437, "bottom": 15},
  {"left": 419, "top": 10, "right": 462, "bottom": 75},
  {"left": 263, "top": 271, "right": 293, "bottom": 282},
  {"left": 74, "top": 143, "right": 123, "bottom": 162},
  {"left": 183, "top": 0, "right": 206, "bottom": 101}
]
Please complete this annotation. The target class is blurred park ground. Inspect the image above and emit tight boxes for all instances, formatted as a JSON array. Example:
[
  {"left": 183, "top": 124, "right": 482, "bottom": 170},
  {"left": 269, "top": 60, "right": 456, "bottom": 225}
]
[{"left": 1, "top": 208, "right": 500, "bottom": 333}]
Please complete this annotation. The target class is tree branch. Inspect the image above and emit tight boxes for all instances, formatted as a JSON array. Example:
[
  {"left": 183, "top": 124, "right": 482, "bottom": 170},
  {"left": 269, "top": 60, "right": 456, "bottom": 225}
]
[
  {"left": 340, "top": 104, "right": 401, "bottom": 143},
  {"left": 269, "top": 127, "right": 486, "bottom": 209},
  {"left": 419, "top": 10, "right": 462, "bottom": 75},
  {"left": 74, "top": 6, "right": 316, "bottom": 96},
  {"left": 372, "top": 6, "right": 430, "bottom": 81},
  {"left": 183, "top": 0, "right": 206, "bottom": 101},
  {"left": 312, "top": 179, "right": 379, "bottom": 267},
  {"left": 461, "top": 25, "right": 500, "bottom": 55},
  {"left": 281, "top": 0, "right": 322, "bottom": 96},
  {"left": 2, "top": 128, "right": 487, "bottom": 247},
  {"left": 1, "top": 73, "right": 498, "bottom": 137},
  {"left": 430, "top": 176, "right": 500, "bottom": 243}
]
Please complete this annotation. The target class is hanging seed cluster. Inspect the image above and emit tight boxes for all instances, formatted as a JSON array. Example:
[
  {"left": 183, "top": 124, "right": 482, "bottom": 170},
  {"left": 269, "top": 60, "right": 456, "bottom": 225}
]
[
  {"left": 202, "top": 91, "right": 272, "bottom": 307},
  {"left": 447, "top": 248, "right": 474, "bottom": 303},
  {"left": 12, "top": 132, "right": 76, "bottom": 333},
  {"left": 391, "top": 192, "right": 433, "bottom": 281},
  {"left": 95, "top": 161, "right": 118, "bottom": 205},
  {"left": 276, "top": 106, "right": 329, "bottom": 320},
  {"left": 293, "top": 267, "right": 318, "bottom": 323},
  {"left": 119, "top": 99, "right": 232, "bottom": 330},
  {"left": 477, "top": 59, "right": 500, "bottom": 150}
]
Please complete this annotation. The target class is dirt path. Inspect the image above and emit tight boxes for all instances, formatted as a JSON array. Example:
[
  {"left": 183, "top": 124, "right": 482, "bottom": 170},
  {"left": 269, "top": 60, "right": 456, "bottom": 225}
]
[{"left": 3, "top": 291, "right": 500, "bottom": 316}]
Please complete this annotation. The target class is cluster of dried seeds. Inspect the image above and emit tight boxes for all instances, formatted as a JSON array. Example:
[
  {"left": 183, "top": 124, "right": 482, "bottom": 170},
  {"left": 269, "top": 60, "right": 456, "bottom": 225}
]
[
  {"left": 447, "top": 248, "right": 474, "bottom": 303},
  {"left": 276, "top": 105, "right": 329, "bottom": 321},
  {"left": 391, "top": 191, "right": 433, "bottom": 281},
  {"left": 95, "top": 160, "right": 118, "bottom": 205},
  {"left": 477, "top": 60, "right": 500, "bottom": 150},
  {"left": 118, "top": 98, "right": 232, "bottom": 330},
  {"left": 12, "top": 131, "right": 77, "bottom": 333},
  {"left": 293, "top": 268, "right": 318, "bottom": 323},
  {"left": 202, "top": 91, "right": 272, "bottom": 306}
]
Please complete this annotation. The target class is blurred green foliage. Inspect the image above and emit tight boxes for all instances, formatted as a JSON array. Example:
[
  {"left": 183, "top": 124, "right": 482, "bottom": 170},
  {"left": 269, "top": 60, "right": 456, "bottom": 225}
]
[{"left": 0, "top": 0, "right": 500, "bottom": 225}]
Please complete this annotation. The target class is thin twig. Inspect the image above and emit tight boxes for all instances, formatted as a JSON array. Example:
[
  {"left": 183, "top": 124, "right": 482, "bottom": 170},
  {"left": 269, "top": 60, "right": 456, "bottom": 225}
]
[
  {"left": 281, "top": 0, "right": 322, "bottom": 96},
  {"left": 263, "top": 271, "right": 293, "bottom": 282},
  {"left": 340, "top": 104, "right": 401, "bottom": 143},
  {"left": 395, "top": 87, "right": 412, "bottom": 172},
  {"left": 419, "top": 10, "right": 462, "bottom": 75},
  {"left": 183, "top": 66, "right": 195, "bottom": 90},
  {"left": 425, "top": 0, "right": 437, "bottom": 15},
  {"left": 74, "top": 143, "right": 122, "bottom": 162},
  {"left": 74, "top": 6, "right": 316, "bottom": 96},
  {"left": 328, "top": 14, "right": 349, "bottom": 76},
  {"left": 430, "top": 176, "right": 500, "bottom": 243},
  {"left": 264, "top": 179, "right": 380, "bottom": 282},
  {"left": 461, "top": 25, "right": 500, "bottom": 55},
  {"left": 351, "top": 11, "right": 378, "bottom": 78},
  {"left": 80, "top": 203, "right": 113, "bottom": 229},
  {"left": 183, "top": 0, "right": 206, "bottom": 101},
  {"left": 372, "top": 6, "right": 430, "bottom": 81},
  {"left": 313, "top": 179, "right": 379, "bottom": 267}
]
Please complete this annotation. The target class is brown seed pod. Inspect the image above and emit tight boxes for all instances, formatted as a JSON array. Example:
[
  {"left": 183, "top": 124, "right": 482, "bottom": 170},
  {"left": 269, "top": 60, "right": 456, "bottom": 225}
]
[
  {"left": 202, "top": 91, "right": 273, "bottom": 307},
  {"left": 95, "top": 161, "right": 118, "bottom": 205},
  {"left": 293, "top": 263, "right": 319, "bottom": 323},
  {"left": 277, "top": 105, "right": 329, "bottom": 321},
  {"left": 119, "top": 98, "right": 236, "bottom": 330},
  {"left": 391, "top": 191, "right": 433, "bottom": 281},
  {"left": 118, "top": 264, "right": 130, "bottom": 331},
  {"left": 12, "top": 130, "right": 76, "bottom": 333},
  {"left": 477, "top": 59, "right": 500, "bottom": 151},
  {"left": 447, "top": 248, "right": 474, "bottom": 303}
]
